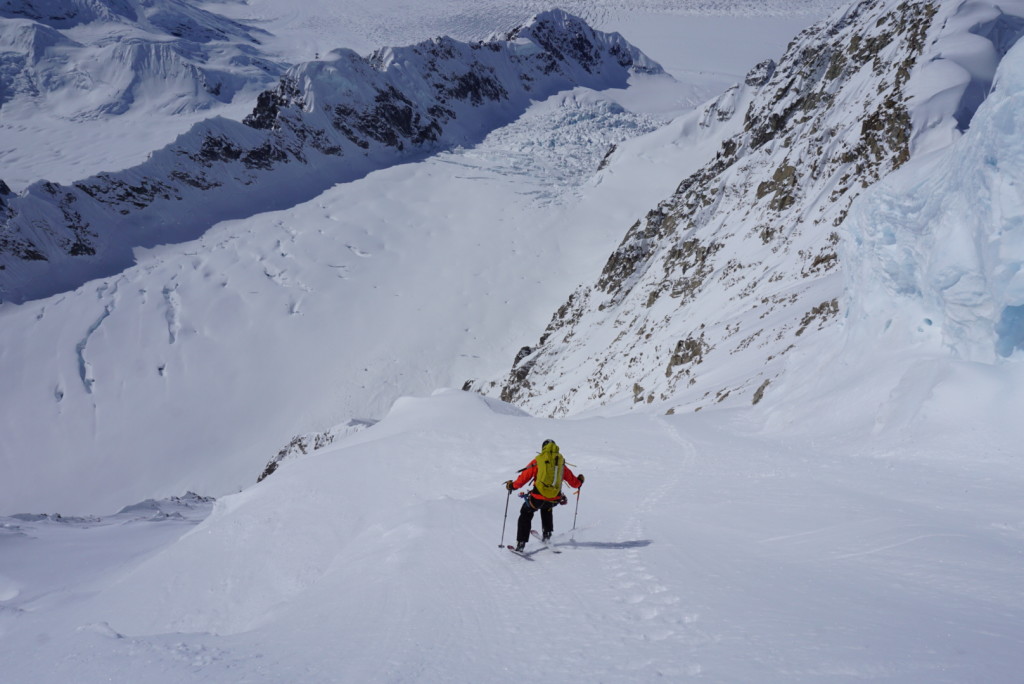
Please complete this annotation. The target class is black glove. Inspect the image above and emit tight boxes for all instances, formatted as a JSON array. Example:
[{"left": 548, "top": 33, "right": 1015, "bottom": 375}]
[
  {"left": 504, "top": 480, "right": 514, "bottom": 491},
  {"left": 578, "top": 473, "right": 585, "bottom": 485}
]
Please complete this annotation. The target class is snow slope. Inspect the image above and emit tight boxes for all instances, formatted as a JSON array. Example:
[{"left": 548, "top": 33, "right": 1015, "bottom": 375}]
[{"left": 2, "top": 386, "right": 1022, "bottom": 682}]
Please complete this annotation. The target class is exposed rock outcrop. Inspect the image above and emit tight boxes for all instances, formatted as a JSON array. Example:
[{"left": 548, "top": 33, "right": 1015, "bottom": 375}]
[{"left": 483, "top": 0, "right": 1017, "bottom": 416}]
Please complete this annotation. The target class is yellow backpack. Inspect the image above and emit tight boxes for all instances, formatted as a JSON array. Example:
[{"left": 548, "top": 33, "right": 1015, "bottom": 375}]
[{"left": 533, "top": 441, "right": 565, "bottom": 499}]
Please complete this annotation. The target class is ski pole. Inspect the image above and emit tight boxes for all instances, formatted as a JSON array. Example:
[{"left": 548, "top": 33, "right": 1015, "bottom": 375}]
[
  {"left": 499, "top": 486, "right": 512, "bottom": 547},
  {"left": 572, "top": 488, "right": 581, "bottom": 530}
]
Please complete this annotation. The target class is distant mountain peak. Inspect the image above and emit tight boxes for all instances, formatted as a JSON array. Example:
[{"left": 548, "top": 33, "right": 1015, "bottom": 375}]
[{"left": 0, "top": 0, "right": 279, "bottom": 120}]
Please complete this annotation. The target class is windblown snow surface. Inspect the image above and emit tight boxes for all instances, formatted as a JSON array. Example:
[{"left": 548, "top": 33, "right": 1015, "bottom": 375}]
[{"left": 2, "top": 1, "right": 1024, "bottom": 682}]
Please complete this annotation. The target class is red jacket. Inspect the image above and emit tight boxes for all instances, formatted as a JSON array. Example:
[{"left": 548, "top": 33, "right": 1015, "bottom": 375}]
[{"left": 512, "top": 459, "right": 582, "bottom": 501}]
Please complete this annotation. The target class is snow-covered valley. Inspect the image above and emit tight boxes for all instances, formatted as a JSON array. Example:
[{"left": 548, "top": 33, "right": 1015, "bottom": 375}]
[{"left": 2, "top": 0, "right": 1023, "bottom": 681}]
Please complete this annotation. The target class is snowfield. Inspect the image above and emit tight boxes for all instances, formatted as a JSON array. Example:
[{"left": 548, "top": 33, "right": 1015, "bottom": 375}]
[
  {"left": 1, "top": 0, "right": 1023, "bottom": 682},
  {"left": 2, "top": 383, "right": 1023, "bottom": 682}
]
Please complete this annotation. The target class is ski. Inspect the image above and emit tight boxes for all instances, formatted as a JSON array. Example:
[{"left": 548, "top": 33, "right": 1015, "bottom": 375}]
[
  {"left": 531, "top": 529, "right": 562, "bottom": 553},
  {"left": 506, "top": 545, "right": 535, "bottom": 560}
]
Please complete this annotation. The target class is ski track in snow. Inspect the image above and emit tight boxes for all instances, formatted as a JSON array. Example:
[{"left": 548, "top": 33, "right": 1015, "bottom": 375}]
[{"left": 584, "top": 496, "right": 701, "bottom": 674}]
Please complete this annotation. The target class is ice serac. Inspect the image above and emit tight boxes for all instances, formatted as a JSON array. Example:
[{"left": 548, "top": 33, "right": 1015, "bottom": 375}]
[
  {"left": 0, "top": 9, "right": 661, "bottom": 304},
  {"left": 842, "top": 36, "right": 1024, "bottom": 364},
  {"left": 483, "top": 0, "right": 1024, "bottom": 417}
]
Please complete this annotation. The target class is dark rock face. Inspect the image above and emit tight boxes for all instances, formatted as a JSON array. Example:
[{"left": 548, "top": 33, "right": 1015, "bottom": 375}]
[
  {"left": 331, "top": 86, "right": 442, "bottom": 151},
  {"left": 744, "top": 59, "right": 777, "bottom": 87},
  {"left": 244, "top": 78, "right": 304, "bottom": 131}
]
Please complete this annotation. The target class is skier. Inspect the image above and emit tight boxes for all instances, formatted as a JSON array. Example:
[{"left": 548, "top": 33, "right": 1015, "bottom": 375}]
[{"left": 504, "top": 439, "right": 583, "bottom": 552}]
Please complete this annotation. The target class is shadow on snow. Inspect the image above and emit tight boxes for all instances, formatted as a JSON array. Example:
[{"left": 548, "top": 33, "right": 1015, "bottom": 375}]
[{"left": 560, "top": 539, "right": 652, "bottom": 550}]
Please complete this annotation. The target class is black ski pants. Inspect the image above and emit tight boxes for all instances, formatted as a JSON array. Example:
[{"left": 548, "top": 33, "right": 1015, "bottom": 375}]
[{"left": 516, "top": 496, "right": 556, "bottom": 543}]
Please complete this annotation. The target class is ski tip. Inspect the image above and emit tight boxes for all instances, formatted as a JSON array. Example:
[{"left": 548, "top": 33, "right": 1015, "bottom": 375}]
[{"left": 506, "top": 545, "right": 534, "bottom": 559}]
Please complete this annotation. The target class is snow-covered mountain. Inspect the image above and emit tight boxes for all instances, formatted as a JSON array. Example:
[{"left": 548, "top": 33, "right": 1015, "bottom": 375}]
[
  {"left": 0, "top": 9, "right": 659, "bottom": 303},
  {"left": 0, "top": 0, "right": 291, "bottom": 194},
  {"left": 0, "top": 0, "right": 280, "bottom": 116},
  {"left": 0, "top": 0, "right": 830, "bottom": 193},
  {"left": 478, "top": 0, "right": 1024, "bottom": 418}
]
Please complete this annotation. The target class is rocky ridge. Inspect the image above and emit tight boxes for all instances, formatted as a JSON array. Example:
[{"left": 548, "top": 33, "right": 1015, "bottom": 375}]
[
  {"left": 0, "top": 9, "right": 661, "bottom": 303},
  {"left": 480, "top": 0, "right": 1024, "bottom": 417}
]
